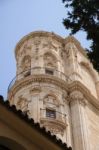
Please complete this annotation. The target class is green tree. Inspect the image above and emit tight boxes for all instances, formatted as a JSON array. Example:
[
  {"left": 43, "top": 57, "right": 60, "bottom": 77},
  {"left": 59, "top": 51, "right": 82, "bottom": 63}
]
[{"left": 62, "top": 0, "right": 99, "bottom": 71}]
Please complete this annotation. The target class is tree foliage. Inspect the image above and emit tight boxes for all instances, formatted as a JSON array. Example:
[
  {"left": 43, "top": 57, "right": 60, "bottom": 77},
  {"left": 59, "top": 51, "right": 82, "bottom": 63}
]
[{"left": 62, "top": 0, "right": 99, "bottom": 71}]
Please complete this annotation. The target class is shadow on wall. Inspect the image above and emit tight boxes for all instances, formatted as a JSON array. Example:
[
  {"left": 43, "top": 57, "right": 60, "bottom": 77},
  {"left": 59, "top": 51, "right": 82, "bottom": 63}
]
[{"left": 0, "top": 136, "right": 26, "bottom": 150}]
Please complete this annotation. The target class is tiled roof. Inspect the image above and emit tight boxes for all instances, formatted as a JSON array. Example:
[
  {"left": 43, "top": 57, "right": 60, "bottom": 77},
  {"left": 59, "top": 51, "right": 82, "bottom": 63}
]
[{"left": 0, "top": 95, "right": 72, "bottom": 150}]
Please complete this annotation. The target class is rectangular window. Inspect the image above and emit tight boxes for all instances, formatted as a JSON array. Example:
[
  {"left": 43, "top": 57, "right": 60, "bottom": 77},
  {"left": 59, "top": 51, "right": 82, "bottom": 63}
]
[
  {"left": 46, "top": 109, "right": 56, "bottom": 119},
  {"left": 45, "top": 69, "right": 54, "bottom": 75}
]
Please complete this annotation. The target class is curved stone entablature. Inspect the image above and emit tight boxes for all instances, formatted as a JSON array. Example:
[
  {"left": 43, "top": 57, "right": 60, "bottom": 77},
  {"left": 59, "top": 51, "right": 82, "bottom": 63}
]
[
  {"left": 8, "top": 74, "right": 69, "bottom": 101},
  {"left": 8, "top": 74, "right": 99, "bottom": 110},
  {"left": 15, "top": 31, "right": 87, "bottom": 59}
]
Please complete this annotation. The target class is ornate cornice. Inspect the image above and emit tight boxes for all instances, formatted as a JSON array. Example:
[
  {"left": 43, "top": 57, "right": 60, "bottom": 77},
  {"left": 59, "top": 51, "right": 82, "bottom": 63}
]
[
  {"left": 15, "top": 31, "right": 64, "bottom": 58},
  {"left": 15, "top": 31, "right": 88, "bottom": 60},
  {"left": 8, "top": 74, "right": 69, "bottom": 100},
  {"left": 8, "top": 74, "right": 99, "bottom": 110},
  {"left": 69, "top": 81, "right": 99, "bottom": 109}
]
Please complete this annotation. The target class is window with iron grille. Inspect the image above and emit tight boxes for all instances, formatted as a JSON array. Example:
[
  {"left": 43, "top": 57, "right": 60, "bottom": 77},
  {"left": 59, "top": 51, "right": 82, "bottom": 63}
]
[{"left": 46, "top": 109, "right": 56, "bottom": 119}]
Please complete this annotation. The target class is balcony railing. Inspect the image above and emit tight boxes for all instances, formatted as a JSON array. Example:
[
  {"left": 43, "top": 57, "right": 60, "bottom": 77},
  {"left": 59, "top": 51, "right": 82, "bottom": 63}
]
[
  {"left": 8, "top": 67, "right": 72, "bottom": 93},
  {"left": 40, "top": 108, "right": 66, "bottom": 125}
]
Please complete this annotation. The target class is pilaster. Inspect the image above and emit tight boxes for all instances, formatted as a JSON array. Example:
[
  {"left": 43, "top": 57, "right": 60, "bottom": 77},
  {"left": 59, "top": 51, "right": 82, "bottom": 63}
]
[{"left": 69, "top": 90, "right": 90, "bottom": 150}]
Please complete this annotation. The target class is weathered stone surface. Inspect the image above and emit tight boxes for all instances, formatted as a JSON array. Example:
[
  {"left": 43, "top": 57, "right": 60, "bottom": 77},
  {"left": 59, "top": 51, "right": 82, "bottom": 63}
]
[{"left": 8, "top": 31, "right": 99, "bottom": 150}]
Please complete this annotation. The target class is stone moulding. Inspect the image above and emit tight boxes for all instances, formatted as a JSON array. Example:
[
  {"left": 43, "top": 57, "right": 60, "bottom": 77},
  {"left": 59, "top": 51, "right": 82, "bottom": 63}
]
[
  {"left": 40, "top": 117, "right": 67, "bottom": 129},
  {"left": 15, "top": 31, "right": 64, "bottom": 58},
  {"left": 8, "top": 74, "right": 69, "bottom": 99},
  {"left": 8, "top": 74, "right": 99, "bottom": 110},
  {"left": 69, "top": 90, "right": 87, "bottom": 106},
  {"left": 15, "top": 31, "right": 88, "bottom": 60},
  {"left": 69, "top": 81, "right": 99, "bottom": 109}
]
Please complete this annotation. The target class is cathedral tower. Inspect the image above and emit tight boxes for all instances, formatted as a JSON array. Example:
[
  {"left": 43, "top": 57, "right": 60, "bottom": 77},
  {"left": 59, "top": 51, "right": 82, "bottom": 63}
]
[{"left": 8, "top": 31, "right": 99, "bottom": 150}]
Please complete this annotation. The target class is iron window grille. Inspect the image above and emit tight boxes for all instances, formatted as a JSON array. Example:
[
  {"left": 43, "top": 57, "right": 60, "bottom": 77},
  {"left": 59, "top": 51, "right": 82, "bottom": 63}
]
[{"left": 46, "top": 109, "right": 56, "bottom": 119}]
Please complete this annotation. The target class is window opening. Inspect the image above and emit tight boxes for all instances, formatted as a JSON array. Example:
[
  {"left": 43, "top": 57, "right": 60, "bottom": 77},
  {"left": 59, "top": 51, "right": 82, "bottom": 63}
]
[
  {"left": 46, "top": 109, "right": 56, "bottom": 119},
  {"left": 45, "top": 69, "right": 54, "bottom": 75}
]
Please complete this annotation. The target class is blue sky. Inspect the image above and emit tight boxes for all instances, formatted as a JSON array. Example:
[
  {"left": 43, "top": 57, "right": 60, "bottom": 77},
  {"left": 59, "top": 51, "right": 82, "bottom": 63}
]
[{"left": 0, "top": 0, "right": 91, "bottom": 99}]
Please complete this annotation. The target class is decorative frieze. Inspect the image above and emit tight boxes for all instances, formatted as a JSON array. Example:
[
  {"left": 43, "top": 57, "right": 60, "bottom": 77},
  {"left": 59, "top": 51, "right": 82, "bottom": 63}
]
[{"left": 42, "top": 40, "right": 58, "bottom": 52}]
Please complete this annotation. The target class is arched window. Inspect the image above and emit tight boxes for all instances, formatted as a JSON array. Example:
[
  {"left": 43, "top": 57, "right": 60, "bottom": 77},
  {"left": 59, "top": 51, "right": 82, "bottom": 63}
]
[{"left": 21, "top": 55, "right": 31, "bottom": 77}]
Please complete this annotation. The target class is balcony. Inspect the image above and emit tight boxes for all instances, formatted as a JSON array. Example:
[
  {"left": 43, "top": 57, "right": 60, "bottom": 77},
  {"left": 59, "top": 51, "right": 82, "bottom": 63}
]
[
  {"left": 40, "top": 108, "right": 67, "bottom": 128},
  {"left": 8, "top": 67, "right": 72, "bottom": 93}
]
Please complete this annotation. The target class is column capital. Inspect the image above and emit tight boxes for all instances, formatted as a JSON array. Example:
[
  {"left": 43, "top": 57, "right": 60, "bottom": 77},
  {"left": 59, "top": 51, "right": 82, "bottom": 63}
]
[
  {"left": 70, "top": 90, "right": 83, "bottom": 100},
  {"left": 69, "top": 90, "right": 87, "bottom": 106}
]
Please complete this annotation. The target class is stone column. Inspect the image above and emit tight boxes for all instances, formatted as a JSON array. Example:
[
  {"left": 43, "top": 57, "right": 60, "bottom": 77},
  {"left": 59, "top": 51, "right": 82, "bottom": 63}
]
[
  {"left": 65, "top": 101, "right": 73, "bottom": 147},
  {"left": 69, "top": 90, "right": 90, "bottom": 150},
  {"left": 62, "top": 91, "right": 73, "bottom": 147}
]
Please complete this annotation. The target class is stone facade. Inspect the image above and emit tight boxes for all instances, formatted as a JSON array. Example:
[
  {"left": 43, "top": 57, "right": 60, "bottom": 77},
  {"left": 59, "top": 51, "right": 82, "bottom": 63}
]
[
  {"left": 0, "top": 96, "right": 70, "bottom": 150},
  {"left": 8, "top": 31, "right": 99, "bottom": 150}
]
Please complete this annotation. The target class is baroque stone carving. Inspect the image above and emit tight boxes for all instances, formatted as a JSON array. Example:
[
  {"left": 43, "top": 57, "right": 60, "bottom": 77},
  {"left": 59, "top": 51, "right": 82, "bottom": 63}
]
[
  {"left": 62, "top": 91, "right": 69, "bottom": 104},
  {"left": 33, "top": 37, "right": 41, "bottom": 47},
  {"left": 43, "top": 122, "right": 64, "bottom": 136},
  {"left": 44, "top": 53, "right": 57, "bottom": 69},
  {"left": 62, "top": 91, "right": 68, "bottom": 100},
  {"left": 16, "top": 42, "right": 32, "bottom": 60},
  {"left": 21, "top": 55, "right": 31, "bottom": 71},
  {"left": 9, "top": 31, "right": 99, "bottom": 149},
  {"left": 17, "top": 96, "right": 28, "bottom": 112},
  {"left": 42, "top": 40, "right": 58, "bottom": 51},
  {"left": 69, "top": 90, "right": 87, "bottom": 106},
  {"left": 44, "top": 94, "right": 59, "bottom": 107},
  {"left": 23, "top": 43, "right": 32, "bottom": 50},
  {"left": 17, "top": 96, "right": 32, "bottom": 117},
  {"left": 30, "top": 86, "right": 41, "bottom": 95},
  {"left": 47, "top": 126, "right": 64, "bottom": 136},
  {"left": 70, "top": 90, "right": 83, "bottom": 100},
  {"left": 65, "top": 43, "right": 77, "bottom": 59}
]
